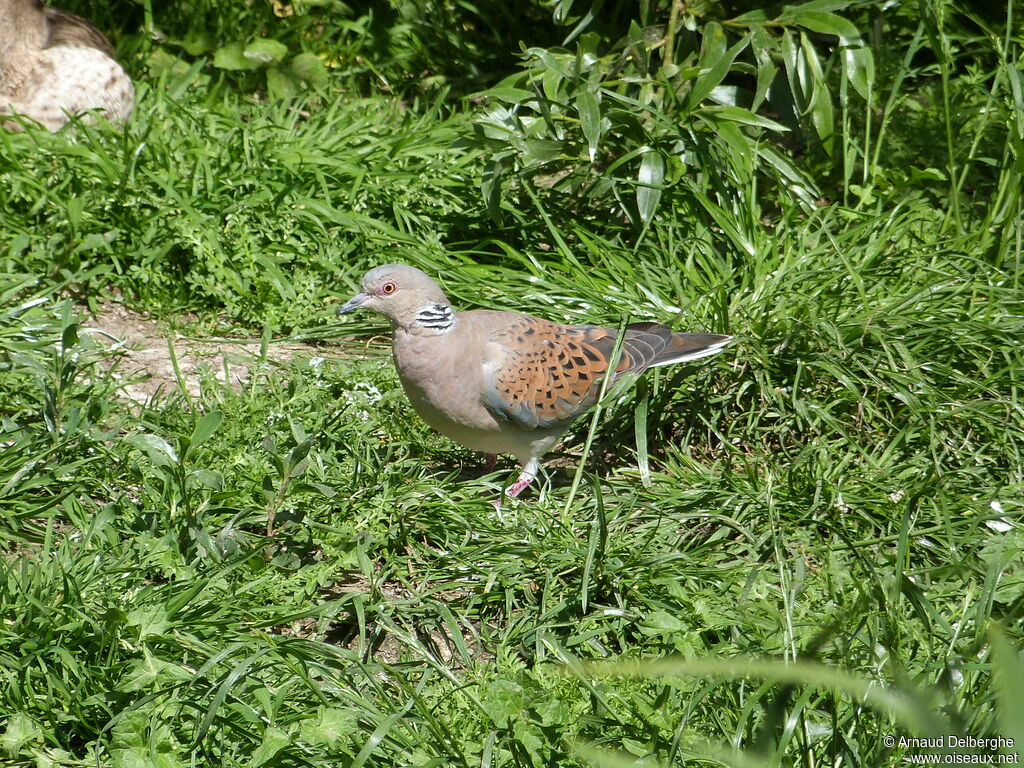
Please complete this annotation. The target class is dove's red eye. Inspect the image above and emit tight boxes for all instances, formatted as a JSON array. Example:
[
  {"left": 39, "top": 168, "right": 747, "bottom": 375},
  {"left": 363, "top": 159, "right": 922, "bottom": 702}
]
[{"left": 381, "top": 282, "right": 397, "bottom": 295}]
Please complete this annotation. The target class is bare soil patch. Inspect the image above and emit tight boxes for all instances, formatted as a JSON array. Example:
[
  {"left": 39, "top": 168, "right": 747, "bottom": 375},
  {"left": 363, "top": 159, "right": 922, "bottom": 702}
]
[{"left": 84, "top": 301, "right": 333, "bottom": 404}]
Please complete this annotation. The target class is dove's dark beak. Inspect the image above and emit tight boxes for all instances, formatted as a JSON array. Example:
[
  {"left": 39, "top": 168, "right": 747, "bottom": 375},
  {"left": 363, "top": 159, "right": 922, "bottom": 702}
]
[{"left": 337, "top": 292, "right": 368, "bottom": 315}]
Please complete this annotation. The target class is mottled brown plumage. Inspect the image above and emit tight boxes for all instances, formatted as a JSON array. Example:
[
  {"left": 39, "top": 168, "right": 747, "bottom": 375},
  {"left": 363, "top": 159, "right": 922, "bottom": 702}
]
[
  {"left": 339, "top": 264, "right": 732, "bottom": 502},
  {"left": 0, "top": 0, "right": 134, "bottom": 131},
  {"left": 44, "top": 6, "right": 116, "bottom": 55},
  {"left": 487, "top": 317, "right": 727, "bottom": 430}
]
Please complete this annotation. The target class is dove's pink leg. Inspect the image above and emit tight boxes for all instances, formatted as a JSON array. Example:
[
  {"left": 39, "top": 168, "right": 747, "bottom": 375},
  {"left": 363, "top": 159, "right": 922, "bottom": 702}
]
[
  {"left": 506, "top": 459, "right": 538, "bottom": 499},
  {"left": 491, "top": 460, "right": 538, "bottom": 509},
  {"left": 506, "top": 472, "right": 534, "bottom": 498}
]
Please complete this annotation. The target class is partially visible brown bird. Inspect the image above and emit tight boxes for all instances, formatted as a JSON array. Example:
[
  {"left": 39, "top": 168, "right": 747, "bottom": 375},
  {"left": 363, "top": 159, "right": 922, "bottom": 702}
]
[
  {"left": 1, "top": 0, "right": 134, "bottom": 131},
  {"left": 339, "top": 264, "right": 732, "bottom": 501}
]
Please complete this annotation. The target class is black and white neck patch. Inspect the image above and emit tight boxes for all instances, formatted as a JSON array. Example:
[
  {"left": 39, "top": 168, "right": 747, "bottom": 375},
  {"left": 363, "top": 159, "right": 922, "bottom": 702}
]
[{"left": 414, "top": 302, "right": 455, "bottom": 332}]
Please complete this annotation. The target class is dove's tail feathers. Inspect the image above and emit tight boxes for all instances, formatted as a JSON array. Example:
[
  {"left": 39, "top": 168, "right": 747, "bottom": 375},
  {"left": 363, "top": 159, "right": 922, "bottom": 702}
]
[{"left": 649, "top": 332, "right": 732, "bottom": 367}]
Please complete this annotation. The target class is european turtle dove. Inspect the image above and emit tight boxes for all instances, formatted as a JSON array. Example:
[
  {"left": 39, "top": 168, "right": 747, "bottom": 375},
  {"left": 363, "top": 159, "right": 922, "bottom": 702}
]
[{"left": 339, "top": 265, "right": 731, "bottom": 501}]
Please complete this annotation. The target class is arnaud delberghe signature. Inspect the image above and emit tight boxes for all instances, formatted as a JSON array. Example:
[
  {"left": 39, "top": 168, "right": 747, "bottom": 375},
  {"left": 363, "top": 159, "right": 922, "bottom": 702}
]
[{"left": 897, "top": 736, "right": 1015, "bottom": 751}]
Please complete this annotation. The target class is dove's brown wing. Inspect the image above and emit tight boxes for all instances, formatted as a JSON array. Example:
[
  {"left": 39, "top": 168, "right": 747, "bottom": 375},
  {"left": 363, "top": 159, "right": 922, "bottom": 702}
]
[{"left": 478, "top": 313, "right": 730, "bottom": 431}]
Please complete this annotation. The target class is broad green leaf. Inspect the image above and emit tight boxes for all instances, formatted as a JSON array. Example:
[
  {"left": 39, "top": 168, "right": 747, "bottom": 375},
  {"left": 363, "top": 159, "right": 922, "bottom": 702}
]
[
  {"left": 708, "top": 83, "right": 741, "bottom": 105},
  {"left": 299, "top": 708, "right": 359, "bottom": 747},
  {"left": 127, "top": 433, "right": 178, "bottom": 467},
  {"left": 687, "top": 27, "right": 750, "bottom": 110},
  {"left": 542, "top": 66, "right": 566, "bottom": 102},
  {"left": 790, "top": 10, "right": 860, "bottom": 46},
  {"left": 476, "top": 105, "right": 519, "bottom": 141},
  {"left": 800, "top": 31, "right": 834, "bottom": 153},
  {"left": 576, "top": 90, "right": 601, "bottom": 162},
  {"left": 639, "top": 610, "right": 688, "bottom": 635},
  {"left": 121, "top": 650, "right": 191, "bottom": 692},
  {"left": 287, "top": 438, "right": 314, "bottom": 472},
  {"left": 190, "top": 410, "right": 223, "bottom": 447},
  {"left": 687, "top": 21, "right": 726, "bottom": 104},
  {"left": 758, "top": 146, "right": 821, "bottom": 208},
  {"left": 730, "top": 8, "right": 771, "bottom": 23},
  {"left": 551, "top": 0, "right": 575, "bottom": 24},
  {"left": 779, "top": 29, "right": 806, "bottom": 114},
  {"left": 250, "top": 726, "right": 291, "bottom": 767},
  {"left": 481, "top": 679, "right": 526, "bottom": 728},
  {"left": 476, "top": 86, "right": 534, "bottom": 103},
  {"left": 627, "top": 19, "right": 643, "bottom": 44},
  {"left": 60, "top": 321, "right": 79, "bottom": 349},
  {"left": 909, "top": 166, "right": 946, "bottom": 182},
  {"left": 145, "top": 47, "right": 184, "bottom": 75},
  {"left": 127, "top": 605, "right": 172, "bottom": 639},
  {"left": 849, "top": 183, "right": 876, "bottom": 205},
  {"left": 636, "top": 150, "right": 665, "bottom": 227},
  {"left": 513, "top": 719, "right": 544, "bottom": 761},
  {"left": 576, "top": 31, "right": 601, "bottom": 60},
  {"left": 111, "top": 748, "right": 158, "bottom": 768},
  {"left": 776, "top": 0, "right": 857, "bottom": 22},
  {"left": 639, "top": 24, "right": 663, "bottom": 51},
  {"left": 110, "top": 709, "right": 149, "bottom": 750},
  {"left": 784, "top": 10, "right": 874, "bottom": 100},
  {"left": 290, "top": 53, "right": 329, "bottom": 88},
  {"left": 751, "top": 26, "right": 777, "bottom": 110},
  {"left": 289, "top": 419, "right": 308, "bottom": 446},
  {"left": 704, "top": 105, "right": 788, "bottom": 132},
  {"left": 844, "top": 46, "right": 875, "bottom": 100},
  {"left": 267, "top": 67, "right": 299, "bottom": 100},
  {"left": 1, "top": 712, "right": 42, "bottom": 757},
  {"left": 294, "top": 481, "right": 337, "bottom": 497},
  {"left": 186, "top": 468, "right": 223, "bottom": 491},
  {"left": 181, "top": 31, "right": 214, "bottom": 56},
  {"left": 112, "top": 747, "right": 184, "bottom": 768},
  {"left": 522, "top": 139, "right": 564, "bottom": 167},
  {"left": 73, "top": 231, "right": 119, "bottom": 254},
  {"left": 244, "top": 38, "right": 289, "bottom": 64},
  {"left": 213, "top": 42, "right": 262, "bottom": 71},
  {"left": 524, "top": 46, "right": 573, "bottom": 79}
]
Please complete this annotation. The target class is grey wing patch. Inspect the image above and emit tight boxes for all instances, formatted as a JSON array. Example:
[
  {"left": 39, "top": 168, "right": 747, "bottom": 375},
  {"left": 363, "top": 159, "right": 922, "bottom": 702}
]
[
  {"left": 480, "top": 338, "right": 552, "bottom": 431},
  {"left": 481, "top": 375, "right": 545, "bottom": 430}
]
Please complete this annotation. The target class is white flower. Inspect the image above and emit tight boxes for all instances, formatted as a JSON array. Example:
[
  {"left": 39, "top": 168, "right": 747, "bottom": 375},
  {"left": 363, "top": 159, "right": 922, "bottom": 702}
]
[{"left": 353, "top": 382, "right": 382, "bottom": 402}]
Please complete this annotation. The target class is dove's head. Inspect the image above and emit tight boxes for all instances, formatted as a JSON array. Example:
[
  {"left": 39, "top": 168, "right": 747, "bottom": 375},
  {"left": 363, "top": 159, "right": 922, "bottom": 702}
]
[{"left": 338, "top": 264, "right": 452, "bottom": 328}]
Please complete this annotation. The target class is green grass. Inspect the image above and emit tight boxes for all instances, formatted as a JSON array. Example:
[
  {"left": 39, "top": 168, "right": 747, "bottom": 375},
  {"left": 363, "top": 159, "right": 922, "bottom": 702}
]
[{"left": 1, "top": 1, "right": 1023, "bottom": 766}]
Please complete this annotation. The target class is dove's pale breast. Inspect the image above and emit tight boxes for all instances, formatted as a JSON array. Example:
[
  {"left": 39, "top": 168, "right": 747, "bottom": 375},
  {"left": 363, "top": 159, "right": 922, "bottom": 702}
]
[{"left": 391, "top": 313, "right": 566, "bottom": 460}]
